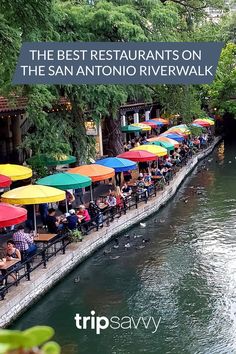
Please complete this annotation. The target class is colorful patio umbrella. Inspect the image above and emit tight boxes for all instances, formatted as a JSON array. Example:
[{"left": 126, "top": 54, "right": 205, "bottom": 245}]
[
  {"left": 193, "top": 119, "right": 214, "bottom": 127},
  {"left": 152, "top": 118, "right": 169, "bottom": 125},
  {"left": 168, "top": 125, "right": 191, "bottom": 134},
  {"left": 191, "top": 123, "right": 205, "bottom": 129},
  {"left": 0, "top": 203, "right": 27, "bottom": 228},
  {"left": 28, "top": 154, "right": 76, "bottom": 167},
  {"left": 147, "top": 141, "right": 174, "bottom": 152},
  {"left": 117, "top": 150, "right": 157, "bottom": 162},
  {"left": 95, "top": 157, "right": 137, "bottom": 173},
  {"left": 1, "top": 185, "right": 65, "bottom": 233},
  {"left": 141, "top": 121, "right": 157, "bottom": 129},
  {"left": 1, "top": 185, "right": 65, "bottom": 205},
  {"left": 165, "top": 129, "right": 188, "bottom": 138},
  {"left": 146, "top": 120, "right": 164, "bottom": 126},
  {"left": 161, "top": 133, "right": 185, "bottom": 142},
  {"left": 36, "top": 172, "right": 92, "bottom": 190},
  {"left": 69, "top": 164, "right": 115, "bottom": 200},
  {"left": 0, "top": 174, "right": 12, "bottom": 188},
  {"left": 0, "top": 164, "right": 32, "bottom": 181},
  {"left": 147, "top": 136, "right": 180, "bottom": 148},
  {"left": 121, "top": 125, "right": 142, "bottom": 133},
  {"left": 69, "top": 164, "right": 115, "bottom": 182},
  {"left": 202, "top": 118, "right": 215, "bottom": 125},
  {"left": 131, "top": 145, "right": 167, "bottom": 157},
  {"left": 130, "top": 123, "right": 151, "bottom": 131}
]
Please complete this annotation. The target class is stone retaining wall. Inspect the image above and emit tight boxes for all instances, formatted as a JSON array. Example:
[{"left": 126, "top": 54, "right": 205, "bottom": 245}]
[{"left": 0, "top": 137, "right": 221, "bottom": 327}]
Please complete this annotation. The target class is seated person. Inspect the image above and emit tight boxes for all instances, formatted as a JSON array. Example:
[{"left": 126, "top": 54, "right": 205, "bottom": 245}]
[
  {"left": 88, "top": 201, "right": 103, "bottom": 228},
  {"left": 6, "top": 240, "right": 21, "bottom": 261},
  {"left": 154, "top": 168, "right": 163, "bottom": 177},
  {"left": 106, "top": 192, "right": 117, "bottom": 220},
  {"left": 115, "top": 187, "right": 124, "bottom": 210},
  {"left": 144, "top": 173, "right": 152, "bottom": 184},
  {"left": 77, "top": 205, "right": 91, "bottom": 223},
  {"left": 136, "top": 176, "right": 148, "bottom": 197},
  {"left": 65, "top": 209, "right": 78, "bottom": 230},
  {"left": 13, "top": 225, "right": 37, "bottom": 260},
  {"left": 5, "top": 240, "right": 21, "bottom": 281},
  {"left": 46, "top": 208, "right": 62, "bottom": 233},
  {"left": 77, "top": 205, "right": 91, "bottom": 233},
  {"left": 105, "top": 192, "right": 117, "bottom": 208},
  {"left": 121, "top": 183, "right": 132, "bottom": 197}
]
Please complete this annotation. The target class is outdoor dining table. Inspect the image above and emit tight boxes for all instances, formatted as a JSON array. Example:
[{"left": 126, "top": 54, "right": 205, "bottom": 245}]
[
  {"left": 34, "top": 233, "right": 58, "bottom": 243},
  {"left": 98, "top": 202, "right": 108, "bottom": 211},
  {"left": 0, "top": 259, "right": 21, "bottom": 285},
  {"left": 34, "top": 233, "right": 62, "bottom": 268}
]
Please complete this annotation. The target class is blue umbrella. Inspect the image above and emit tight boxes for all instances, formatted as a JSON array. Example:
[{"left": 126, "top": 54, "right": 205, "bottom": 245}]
[
  {"left": 161, "top": 133, "right": 184, "bottom": 142},
  {"left": 95, "top": 157, "right": 137, "bottom": 172}
]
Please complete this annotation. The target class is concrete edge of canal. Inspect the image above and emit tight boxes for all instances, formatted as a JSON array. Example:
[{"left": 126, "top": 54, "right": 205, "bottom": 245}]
[{"left": 0, "top": 137, "right": 222, "bottom": 328}]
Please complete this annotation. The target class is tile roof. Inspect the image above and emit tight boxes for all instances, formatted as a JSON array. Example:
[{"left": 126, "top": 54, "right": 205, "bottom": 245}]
[{"left": 0, "top": 96, "right": 68, "bottom": 113}]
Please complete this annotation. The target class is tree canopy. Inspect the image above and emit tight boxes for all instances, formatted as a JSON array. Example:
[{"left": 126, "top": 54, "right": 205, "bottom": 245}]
[{"left": 0, "top": 0, "right": 235, "bottom": 160}]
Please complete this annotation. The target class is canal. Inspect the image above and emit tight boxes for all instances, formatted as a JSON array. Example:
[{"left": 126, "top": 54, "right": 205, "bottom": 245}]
[{"left": 12, "top": 140, "right": 236, "bottom": 354}]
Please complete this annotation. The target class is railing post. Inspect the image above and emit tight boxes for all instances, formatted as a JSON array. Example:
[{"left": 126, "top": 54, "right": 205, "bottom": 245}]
[
  {"left": 26, "top": 261, "right": 31, "bottom": 281},
  {"left": 42, "top": 250, "right": 47, "bottom": 268}
]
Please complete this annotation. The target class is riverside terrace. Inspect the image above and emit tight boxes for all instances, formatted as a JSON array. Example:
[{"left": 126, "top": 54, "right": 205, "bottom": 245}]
[{"left": 0, "top": 135, "right": 215, "bottom": 302}]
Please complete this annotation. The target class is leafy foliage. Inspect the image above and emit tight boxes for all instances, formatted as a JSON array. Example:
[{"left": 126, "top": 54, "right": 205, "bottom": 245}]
[
  {"left": 205, "top": 43, "right": 236, "bottom": 115},
  {"left": 0, "top": 0, "right": 235, "bottom": 161},
  {"left": 0, "top": 326, "right": 60, "bottom": 354}
]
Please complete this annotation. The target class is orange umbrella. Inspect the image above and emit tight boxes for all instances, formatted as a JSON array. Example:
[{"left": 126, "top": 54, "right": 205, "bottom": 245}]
[
  {"left": 69, "top": 164, "right": 115, "bottom": 200},
  {"left": 147, "top": 136, "right": 179, "bottom": 148},
  {"left": 68, "top": 164, "right": 115, "bottom": 182}
]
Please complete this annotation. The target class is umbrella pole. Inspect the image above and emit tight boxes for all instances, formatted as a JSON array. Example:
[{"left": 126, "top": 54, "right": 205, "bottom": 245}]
[
  {"left": 33, "top": 204, "right": 37, "bottom": 235},
  {"left": 65, "top": 199, "right": 69, "bottom": 213},
  {"left": 90, "top": 184, "right": 93, "bottom": 201}
]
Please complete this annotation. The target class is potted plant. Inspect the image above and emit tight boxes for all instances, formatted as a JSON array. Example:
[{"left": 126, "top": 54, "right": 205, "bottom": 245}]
[{"left": 69, "top": 229, "right": 83, "bottom": 242}]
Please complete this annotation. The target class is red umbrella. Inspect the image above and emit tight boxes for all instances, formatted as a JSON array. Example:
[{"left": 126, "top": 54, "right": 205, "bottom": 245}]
[
  {"left": 0, "top": 203, "right": 27, "bottom": 227},
  {"left": 0, "top": 174, "right": 11, "bottom": 188},
  {"left": 117, "top": 150, "right": 157, "bottom": 162}
]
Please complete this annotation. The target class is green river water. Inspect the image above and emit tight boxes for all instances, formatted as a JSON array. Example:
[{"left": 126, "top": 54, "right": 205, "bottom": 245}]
[{"left": 12, "top": 140, "right": 236, "bottom": 354}]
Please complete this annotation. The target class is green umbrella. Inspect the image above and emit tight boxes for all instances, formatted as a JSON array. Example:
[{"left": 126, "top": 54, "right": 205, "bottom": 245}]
[
  {"left": 28, "top": 154, "right": 76, "bottom": 167},
  {"left": 147, "top": 141, "right": 174, "bottom": 152},
  {"left": 36, "top": 172, "right": 91, "bottom": 190},
  {"left": 121, "top": 125, "right": 142, "bottom": 133}
]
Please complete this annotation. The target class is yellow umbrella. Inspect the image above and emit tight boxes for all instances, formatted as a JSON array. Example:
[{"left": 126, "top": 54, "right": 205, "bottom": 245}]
[
  {"left": 1, "top": 185, "right": 66, "bottom": 233},
  {"left": 130, "top": 123, "right": 151, "bottom": 131},
  {"left": 131, "top": 145, "right": 167, "bottom": 157},
  {"left": 0, "top": 164, "right": 32, "bottom": 181},
  {"left": 1, "top": 185, "right": 65, "bottom": 204}
]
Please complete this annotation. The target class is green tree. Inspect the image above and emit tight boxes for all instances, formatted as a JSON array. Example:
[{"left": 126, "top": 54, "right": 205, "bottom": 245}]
[{"left": 205, "top": 42, "right": 236, "bottom": 116}]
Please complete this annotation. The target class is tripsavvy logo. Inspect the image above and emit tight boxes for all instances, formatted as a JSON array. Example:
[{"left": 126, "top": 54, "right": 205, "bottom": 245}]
[{"left": 74, "top": 311, "right": 161, "bottom": 335}]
